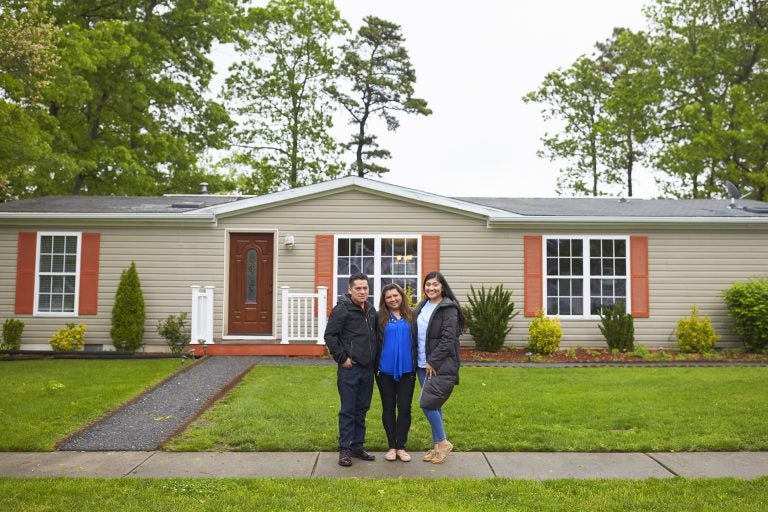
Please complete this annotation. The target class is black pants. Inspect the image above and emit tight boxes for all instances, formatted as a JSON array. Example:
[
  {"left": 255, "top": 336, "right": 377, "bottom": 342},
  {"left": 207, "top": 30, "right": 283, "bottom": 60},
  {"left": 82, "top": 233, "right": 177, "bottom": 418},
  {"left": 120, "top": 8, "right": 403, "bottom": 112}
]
[
  {"left": 337, "top": 364, "right": 374, "bottom": 451},
  {"left": 375, "top": 371, "right": 415, "bottom": 449}
]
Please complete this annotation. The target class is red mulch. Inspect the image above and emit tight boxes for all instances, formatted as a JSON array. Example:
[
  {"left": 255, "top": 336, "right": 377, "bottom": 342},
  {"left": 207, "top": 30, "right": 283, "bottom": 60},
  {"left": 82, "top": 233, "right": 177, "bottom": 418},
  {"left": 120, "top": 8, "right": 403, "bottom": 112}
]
[{"left": 459, "top": 347, "right": 768, "bottom": 363}]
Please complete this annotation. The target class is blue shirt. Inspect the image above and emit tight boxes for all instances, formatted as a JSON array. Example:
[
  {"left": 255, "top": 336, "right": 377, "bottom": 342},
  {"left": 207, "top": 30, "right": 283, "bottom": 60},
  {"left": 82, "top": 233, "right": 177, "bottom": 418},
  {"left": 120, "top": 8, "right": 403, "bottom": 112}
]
[
  {"left": 417, "top": 301, "right": 438, "bottom": 368},
  {"left": 379, "top": 313, "right": 413, "bottom": 381}
]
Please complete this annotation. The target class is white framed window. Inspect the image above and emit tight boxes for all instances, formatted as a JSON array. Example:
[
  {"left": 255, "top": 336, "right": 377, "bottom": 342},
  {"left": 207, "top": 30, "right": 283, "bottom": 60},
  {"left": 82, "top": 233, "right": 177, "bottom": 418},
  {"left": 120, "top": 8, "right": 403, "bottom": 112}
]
[
  {"left": 544, "top": 236, "right": 629, "bottom": 317},
  {"left": 334, "top": 235, "right": 420, "bottom": 306},
  {"left": 34, "top": 232, "right": 81, "bottom": 316}
]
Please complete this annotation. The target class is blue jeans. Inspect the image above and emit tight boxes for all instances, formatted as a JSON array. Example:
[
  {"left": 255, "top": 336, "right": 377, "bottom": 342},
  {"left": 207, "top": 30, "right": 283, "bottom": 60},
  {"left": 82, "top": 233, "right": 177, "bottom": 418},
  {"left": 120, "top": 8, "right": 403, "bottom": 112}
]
[
  {"left": 337, "top": 364, "right": 374, "bottom": 451},
  {"left": 417, "top": 367, "right": 446, "bottom": 444}
]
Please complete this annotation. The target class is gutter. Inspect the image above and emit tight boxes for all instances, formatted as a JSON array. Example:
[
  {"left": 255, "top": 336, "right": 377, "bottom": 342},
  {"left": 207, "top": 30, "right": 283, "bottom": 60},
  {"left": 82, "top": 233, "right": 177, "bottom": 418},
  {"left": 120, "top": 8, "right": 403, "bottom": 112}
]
[{"left": 487, "top": 215, "right": 768, "bottom": 226}]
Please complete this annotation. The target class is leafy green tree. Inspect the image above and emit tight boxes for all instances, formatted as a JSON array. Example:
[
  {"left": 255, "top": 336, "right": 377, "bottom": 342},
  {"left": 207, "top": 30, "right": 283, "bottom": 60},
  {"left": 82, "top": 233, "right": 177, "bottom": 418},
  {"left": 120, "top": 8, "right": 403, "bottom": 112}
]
[
  {"left": 524, "top": 56, "right": 616, "bottom": 196},
  {"left": 0, "top": 0, "right": 59, "bottom": 201},
  {"left": 646, "top": 0, "right": 768, "bottom": 199},
  {"left": 330, "top": 16, "right": 431, "bottom": 177},
  {"left": 111, "top": 262, "right": 146, "bottom": 352},
  {"left": 2, "top": 0, "right": 240, "bottom": 199},
  {"left": 224, "top": 0, "right": 348, "bottom": 192},
  {"left": 596, "top": 28, "right": 662, "bottom": 197}
]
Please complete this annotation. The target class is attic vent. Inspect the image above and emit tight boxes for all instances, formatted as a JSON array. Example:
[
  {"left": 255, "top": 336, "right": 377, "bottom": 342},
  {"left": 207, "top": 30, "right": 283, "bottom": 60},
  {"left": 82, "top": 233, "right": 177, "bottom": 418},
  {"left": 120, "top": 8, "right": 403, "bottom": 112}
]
[{"left": 171, "top": 202, "right": 204, "bottom": 209}]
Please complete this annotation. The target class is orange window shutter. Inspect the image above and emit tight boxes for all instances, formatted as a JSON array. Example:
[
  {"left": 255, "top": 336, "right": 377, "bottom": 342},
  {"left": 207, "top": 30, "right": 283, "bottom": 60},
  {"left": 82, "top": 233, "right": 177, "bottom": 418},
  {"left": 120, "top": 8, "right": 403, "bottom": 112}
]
[
  {"left": 79, "top": 233, "right": 101, "bottom": 315},
  {"left": 523, "top": 235, "right": 543, "bottom": 317},
  {"left": 315, "top": 234, "right": 334, "bottom": 314},
  {"left": 15, "top": 232, "right": 37, "bottom": 314},
  {"left": 630, "top": 236, "right": 649, "bottom": 318},
  {"left": 421, "top": 235, "right": 440, "bottom": 277}
]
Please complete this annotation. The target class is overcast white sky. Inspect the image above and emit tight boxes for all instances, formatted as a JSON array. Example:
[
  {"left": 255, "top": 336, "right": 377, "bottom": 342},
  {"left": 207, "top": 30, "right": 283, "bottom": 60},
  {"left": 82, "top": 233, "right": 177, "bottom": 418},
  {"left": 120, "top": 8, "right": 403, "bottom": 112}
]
[{"left": 214, "top": 0, "right": 655, "bottom": 198}]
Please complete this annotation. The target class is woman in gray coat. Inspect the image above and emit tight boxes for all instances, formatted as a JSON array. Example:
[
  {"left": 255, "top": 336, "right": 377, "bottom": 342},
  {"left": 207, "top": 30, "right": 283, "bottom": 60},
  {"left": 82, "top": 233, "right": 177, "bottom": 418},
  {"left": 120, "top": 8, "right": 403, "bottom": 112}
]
[{"left": 413, "top": 271, "right": 465, "bottom": 464}]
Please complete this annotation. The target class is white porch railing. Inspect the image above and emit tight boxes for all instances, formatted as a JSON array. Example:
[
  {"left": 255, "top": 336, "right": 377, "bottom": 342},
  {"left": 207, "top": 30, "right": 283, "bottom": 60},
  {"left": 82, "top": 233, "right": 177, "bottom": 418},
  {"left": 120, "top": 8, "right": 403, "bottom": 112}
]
[
  {"left": 190, "top": 285, "right": 214, "bottom": 344},
  {"left": 281, "top": 286, "right": 327, "bottom": 344}
]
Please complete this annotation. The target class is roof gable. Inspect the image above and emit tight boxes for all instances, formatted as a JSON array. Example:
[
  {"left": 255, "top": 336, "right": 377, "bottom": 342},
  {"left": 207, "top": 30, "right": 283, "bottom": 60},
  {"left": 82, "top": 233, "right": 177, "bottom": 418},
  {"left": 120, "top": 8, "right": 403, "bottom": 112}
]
[{"left": 203, "top": 176, "right": 516, "bottom": 219}]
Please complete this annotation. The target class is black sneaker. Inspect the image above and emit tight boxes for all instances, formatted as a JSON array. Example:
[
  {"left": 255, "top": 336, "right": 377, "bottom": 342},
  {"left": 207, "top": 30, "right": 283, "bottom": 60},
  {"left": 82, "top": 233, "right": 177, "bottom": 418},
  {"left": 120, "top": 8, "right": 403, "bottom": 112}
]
[
  {"left": 338, "top": 450, "right": 352, "bottom": 467},
  {"left": 350, "top": 449, "right": 375, "bottom": 461}
]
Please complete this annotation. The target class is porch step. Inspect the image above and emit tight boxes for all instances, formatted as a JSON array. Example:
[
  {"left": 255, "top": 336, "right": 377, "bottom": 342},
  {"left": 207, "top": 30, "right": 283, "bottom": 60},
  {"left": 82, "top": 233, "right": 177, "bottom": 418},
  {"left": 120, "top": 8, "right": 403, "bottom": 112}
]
[{"left": 190, "top": 343, "right": 327, "bottom": 357}]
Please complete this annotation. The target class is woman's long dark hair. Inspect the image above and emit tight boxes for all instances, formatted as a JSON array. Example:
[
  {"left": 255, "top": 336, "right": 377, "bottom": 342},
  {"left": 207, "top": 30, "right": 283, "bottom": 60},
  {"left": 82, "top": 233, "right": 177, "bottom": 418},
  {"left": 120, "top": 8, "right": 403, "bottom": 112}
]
[
  {"left": 378, "top": 283, "right": 414, "bottom": 329},
  {"left": 423, "top": 271, "right": 466, "bottom": 332}
]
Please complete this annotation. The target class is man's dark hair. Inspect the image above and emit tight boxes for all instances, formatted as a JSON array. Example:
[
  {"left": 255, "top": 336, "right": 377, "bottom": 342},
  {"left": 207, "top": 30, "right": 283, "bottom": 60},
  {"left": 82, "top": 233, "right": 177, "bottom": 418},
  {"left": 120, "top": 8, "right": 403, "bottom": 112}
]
[{"left": 348, "top": 273, "right": 369, "bottom": 286}]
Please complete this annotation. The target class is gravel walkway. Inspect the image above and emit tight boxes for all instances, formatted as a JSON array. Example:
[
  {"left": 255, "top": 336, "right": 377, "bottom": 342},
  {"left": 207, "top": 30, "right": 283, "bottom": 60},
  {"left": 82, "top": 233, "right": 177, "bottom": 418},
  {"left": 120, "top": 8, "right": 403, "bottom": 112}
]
[{"left": 58, "top": 356, "right": 262, "bottom": 451}]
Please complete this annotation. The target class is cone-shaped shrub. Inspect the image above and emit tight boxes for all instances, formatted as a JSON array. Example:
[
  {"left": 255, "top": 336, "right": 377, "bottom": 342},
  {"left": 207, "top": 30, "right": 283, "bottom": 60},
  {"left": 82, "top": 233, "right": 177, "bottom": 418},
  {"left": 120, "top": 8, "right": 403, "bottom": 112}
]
[{"left": 111, "top": 262, "right": 146, "bottom": 351}]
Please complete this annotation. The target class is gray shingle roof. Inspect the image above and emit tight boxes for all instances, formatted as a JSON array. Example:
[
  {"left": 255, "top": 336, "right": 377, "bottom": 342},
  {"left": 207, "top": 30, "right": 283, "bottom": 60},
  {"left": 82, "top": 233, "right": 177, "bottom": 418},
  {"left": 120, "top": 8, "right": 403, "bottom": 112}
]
[
  {"left": 0, "top": 195, "right": 239, "bottom": 214},
  {"left": 456, "top": 197, "right": 768, "bottom": 218},
  {"left": 2, "top": 187, "right": 768, "bottom": 219}
]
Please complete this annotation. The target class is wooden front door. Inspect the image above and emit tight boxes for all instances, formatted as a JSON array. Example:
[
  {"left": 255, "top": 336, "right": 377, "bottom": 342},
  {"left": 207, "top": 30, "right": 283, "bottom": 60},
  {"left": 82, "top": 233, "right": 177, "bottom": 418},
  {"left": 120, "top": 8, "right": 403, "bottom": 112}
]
[{"left": 228, "top": 233, "right": 274, "bottom": 335}]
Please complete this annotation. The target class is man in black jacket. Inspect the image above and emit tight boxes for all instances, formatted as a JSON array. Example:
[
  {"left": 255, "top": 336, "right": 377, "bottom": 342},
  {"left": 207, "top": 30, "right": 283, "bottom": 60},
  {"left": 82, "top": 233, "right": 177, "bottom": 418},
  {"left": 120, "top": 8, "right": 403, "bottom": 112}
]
[{"left": 324, "top": 272, "right": 379, "bottom": 467}]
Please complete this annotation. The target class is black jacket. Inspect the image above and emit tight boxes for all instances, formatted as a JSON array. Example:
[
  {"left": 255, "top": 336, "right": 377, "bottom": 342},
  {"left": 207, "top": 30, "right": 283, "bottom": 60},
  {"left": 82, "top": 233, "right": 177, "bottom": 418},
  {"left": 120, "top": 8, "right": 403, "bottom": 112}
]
[
  {"left": 324, "top": 294, "right": 379, "bottom": 368},
  {"left": 414, "top": 298, "right": 461, "bottom": 409}
]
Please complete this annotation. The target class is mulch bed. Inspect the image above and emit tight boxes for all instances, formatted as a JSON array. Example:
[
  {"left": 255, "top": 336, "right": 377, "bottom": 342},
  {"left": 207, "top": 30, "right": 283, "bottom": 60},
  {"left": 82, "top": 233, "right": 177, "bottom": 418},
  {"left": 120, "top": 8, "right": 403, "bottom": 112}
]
[{"left": 460, "top": 347, "right": 768, "bottom": 364}]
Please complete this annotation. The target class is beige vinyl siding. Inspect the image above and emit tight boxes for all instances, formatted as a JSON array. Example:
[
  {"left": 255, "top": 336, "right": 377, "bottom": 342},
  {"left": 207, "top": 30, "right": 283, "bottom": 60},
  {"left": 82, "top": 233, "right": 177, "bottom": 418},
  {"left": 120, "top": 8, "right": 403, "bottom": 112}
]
[
  {"left": 0, "top": 225, "right": 226, "bottom": 350},
  {"left": 2, "top": 188, "right": 768, "bottom": 350},
  {"left": 219, "top": 190, "right": 519, "bottom": 346},
  {"left": 503, "top": 226, "right": 768, "bottom": 348}
]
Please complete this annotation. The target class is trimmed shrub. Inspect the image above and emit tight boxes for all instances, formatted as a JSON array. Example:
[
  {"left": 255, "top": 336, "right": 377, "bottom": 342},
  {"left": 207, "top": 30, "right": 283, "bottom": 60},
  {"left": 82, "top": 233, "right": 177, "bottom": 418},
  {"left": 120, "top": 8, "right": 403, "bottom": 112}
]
[
  {"left": 598, "top": 302, "right": 634, "bottom": 352},
  {"left": 464, "top": 284, "right": 519, "bottom": 352},
  {"left": 676, "top": 306, "right": 720, "bottom": 353},
  {"left": 527, "top": 309, "right": 562, "bottom": 354},
  {"left": 49, "top": 323, "right": 86, "bottom": 351},
  {"left": 1, "top": 318, "right": 24, "bottom": 350},
  {"left": 157, "top": 313, "right": 191, "bottom": 355},
  {"left": 723, "top": 279, "right": 768, "bottom": 352},
  {"left": 110, "top": 262, "right": 146, "bottom": 352}
]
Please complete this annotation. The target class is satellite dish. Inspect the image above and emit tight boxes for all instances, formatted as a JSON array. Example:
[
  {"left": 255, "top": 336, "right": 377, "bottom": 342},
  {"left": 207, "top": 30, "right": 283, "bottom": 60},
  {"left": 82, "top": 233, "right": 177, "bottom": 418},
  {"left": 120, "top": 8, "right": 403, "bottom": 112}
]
[{"left": 725, "top": 180, "right": 741, "bottom": 199}]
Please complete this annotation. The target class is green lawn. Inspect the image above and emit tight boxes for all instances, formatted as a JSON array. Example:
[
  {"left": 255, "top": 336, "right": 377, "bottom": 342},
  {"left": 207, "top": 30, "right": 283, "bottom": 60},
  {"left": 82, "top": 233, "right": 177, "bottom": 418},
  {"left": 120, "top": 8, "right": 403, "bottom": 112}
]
[
  {"left": 166, "top": 365, "right": 768, "bottom": 452},
  {"left": 0, "top": 359, "right": 181, "bottom": 451},
  {"left": 2, "top": 477, "right": 767, "bottom": 511}
]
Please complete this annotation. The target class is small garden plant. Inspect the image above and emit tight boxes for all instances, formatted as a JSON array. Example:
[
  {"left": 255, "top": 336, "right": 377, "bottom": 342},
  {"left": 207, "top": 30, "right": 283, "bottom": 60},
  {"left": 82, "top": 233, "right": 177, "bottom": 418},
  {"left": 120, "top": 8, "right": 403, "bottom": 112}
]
[
  {"left": 49, "top": 323, "right": 86, "bottom": 351},
  {"left": 723, "top": 278, "right": 768, "bottom": 352},
  {"left": 464, "top": 284, "right": 518, "bottom": 352},
  {"left": 598, "top": 302, "right": 634, "bottom": 352},
  {"left": 111, "top": 261, "right": 146, "bottom": 351},
  {"left": 157, "top": 312, "right": 191, "bottom": 355},
  {"left": 527, "top": 309, "right": 562, "bottom": 354},
  {"left": 675, "top": 305, "right": 719, "bottom": 353},
  {"left": 1, "top": 318, "right": 24, "bottom": 350}
]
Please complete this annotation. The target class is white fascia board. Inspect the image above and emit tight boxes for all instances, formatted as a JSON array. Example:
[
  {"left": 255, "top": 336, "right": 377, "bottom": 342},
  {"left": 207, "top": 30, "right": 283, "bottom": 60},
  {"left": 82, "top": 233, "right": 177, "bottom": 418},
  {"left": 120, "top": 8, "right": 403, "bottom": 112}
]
[
  {"left": 0, "top": 212, "right": 217, "bottom": 226},
  {"left": 487, "top": 215, "right": 768, "bottom": 225},
  {"left": 202, "top": 176, "right": 520, "bottom": 219}
]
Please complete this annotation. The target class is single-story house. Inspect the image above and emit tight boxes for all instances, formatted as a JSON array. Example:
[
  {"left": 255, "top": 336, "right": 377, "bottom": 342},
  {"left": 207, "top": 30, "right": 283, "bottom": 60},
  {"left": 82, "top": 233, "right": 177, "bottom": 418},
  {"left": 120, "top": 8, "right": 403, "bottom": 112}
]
[{"left": 1, "top": 176, "right": 767, "bottom": 354}]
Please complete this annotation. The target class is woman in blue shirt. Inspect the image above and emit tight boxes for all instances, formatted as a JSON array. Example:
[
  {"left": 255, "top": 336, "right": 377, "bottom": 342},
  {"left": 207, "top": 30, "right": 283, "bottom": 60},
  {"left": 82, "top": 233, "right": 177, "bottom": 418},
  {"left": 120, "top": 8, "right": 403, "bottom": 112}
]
[{"left": 376, "top": 283, "right": 416, "bottom": 462}]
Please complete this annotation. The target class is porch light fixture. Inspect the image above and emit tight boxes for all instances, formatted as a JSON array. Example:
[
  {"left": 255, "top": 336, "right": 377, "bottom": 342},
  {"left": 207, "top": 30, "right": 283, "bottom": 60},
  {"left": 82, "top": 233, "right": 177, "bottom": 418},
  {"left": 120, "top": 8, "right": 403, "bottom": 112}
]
[{"left": 284, "top": 234, "right": 296, "bottom": 249}]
